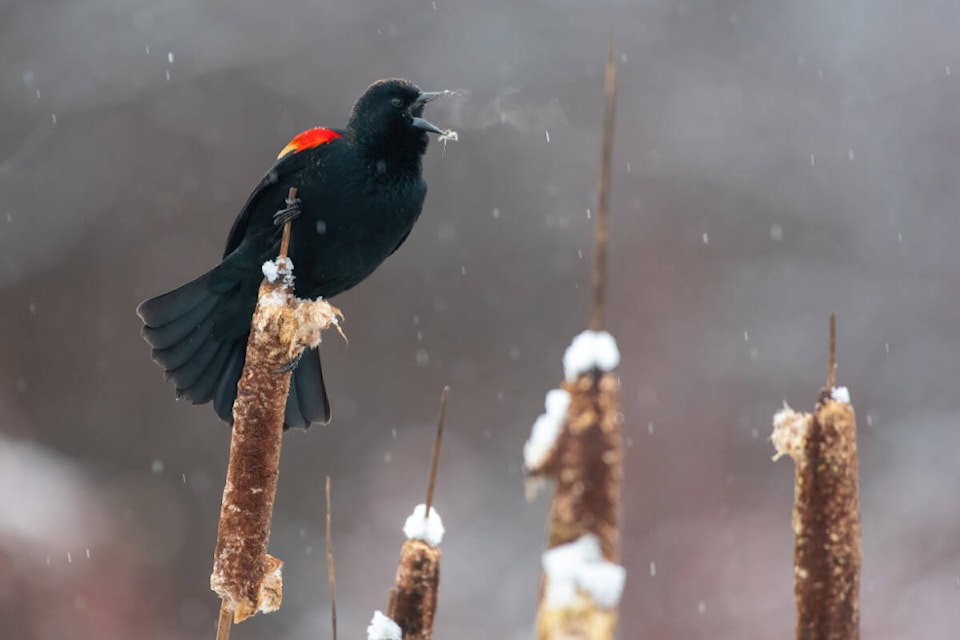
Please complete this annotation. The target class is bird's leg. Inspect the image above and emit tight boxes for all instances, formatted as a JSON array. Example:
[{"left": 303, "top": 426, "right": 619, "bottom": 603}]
[
  {"left": 273, "top": 196, "right": 302, "bottom": 227},
  {"left": 273, "top": 348, "right": 304, "bottom": 374}
]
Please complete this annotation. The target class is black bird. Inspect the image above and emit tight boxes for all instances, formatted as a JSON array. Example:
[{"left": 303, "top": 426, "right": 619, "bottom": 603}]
[{"left": 137, "top": 78, "right": 450, "bottom": 429}]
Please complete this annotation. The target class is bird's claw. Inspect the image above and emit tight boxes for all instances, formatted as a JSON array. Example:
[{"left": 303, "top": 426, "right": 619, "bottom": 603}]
[
  {"left": 273, "top": 349, "right": 303, "bottom": 373},
  {"left": 274, "top": 197, "right": 301, "bottom": 227}
]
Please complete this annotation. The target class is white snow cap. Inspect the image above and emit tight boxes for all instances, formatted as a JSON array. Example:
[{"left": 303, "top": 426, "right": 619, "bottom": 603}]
[
  {"left": 403, "top": 504, "right": 445, "bottom": 546},
  {"left": 261, "top": 260, "right": 280, "bottom": 282},
  {"left": 261, "top": 257, "right": 295, "bottom": 285},
  {"left": 577, "top": 561, "right": 627, "bottom": 609},
  {"left": 542, "top": 534, "right": 626, "bottom": 609},
  {"left": 523, "top": 389, "right": 571, "bottom": 469},
  {"left": 831, "top": 386, "right": 851, "bottom": 404},
  {"left": 366, "top": 610, "right": 402, "bottom": 640},
  {"left": 544, "top": 388, "right": 571, "bottom": 418},
  {"left": 524, "top": 414, "right": 562, "bottom": 469},
  {"left": 563, "top": 330, "right": 620, "bottom": 381}
]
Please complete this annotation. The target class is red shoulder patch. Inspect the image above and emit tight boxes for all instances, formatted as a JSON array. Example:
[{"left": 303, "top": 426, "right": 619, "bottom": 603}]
[{"left": 277, "top": 128, "right": 342, "bottom": 159}]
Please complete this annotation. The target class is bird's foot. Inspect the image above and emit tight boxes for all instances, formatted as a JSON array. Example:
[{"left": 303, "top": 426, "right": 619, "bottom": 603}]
[
  {"left": 273, "top": 349, "right": 304, "bottom": 373},
  {"left": 274, "top": 197, "right": 301, "bottom": 227}
]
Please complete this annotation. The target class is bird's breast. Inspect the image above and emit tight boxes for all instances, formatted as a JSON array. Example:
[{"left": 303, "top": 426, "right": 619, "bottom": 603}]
[{"left": 289, "top": 173, "right": 425, "bottom": 298}]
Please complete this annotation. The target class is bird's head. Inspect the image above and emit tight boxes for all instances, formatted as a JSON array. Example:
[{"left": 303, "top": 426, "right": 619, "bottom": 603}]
[{"left": 348, "top": 78, "right": 451, "bottom": 158}]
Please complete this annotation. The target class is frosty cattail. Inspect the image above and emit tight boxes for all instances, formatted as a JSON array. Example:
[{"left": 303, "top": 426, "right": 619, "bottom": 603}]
[
  {"left": 210, "top": 196, "right": 341, "bottom": 626},
  {"left": 525, "top": 331, "right": 626, "bottom": 640},
  {"left": 383, "top": 388, "right": 449, "bottom": 640},
  {"left": 386, "top": 506, "right": 445, "bottom": 640},
  {"left": 523, "top": 40, "right": 626, "bottom": 640},
  {"left": 772, "top": 315, "right": 861, "bottom": 640}
]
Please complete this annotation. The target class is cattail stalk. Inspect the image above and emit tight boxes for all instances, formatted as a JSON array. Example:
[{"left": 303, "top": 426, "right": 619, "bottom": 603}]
[
  {"left": 326, "top": 476, "right": 338, "bottom": 640},
  {"left": 590, "top": 34, "right": 617, "bottom": 333}
]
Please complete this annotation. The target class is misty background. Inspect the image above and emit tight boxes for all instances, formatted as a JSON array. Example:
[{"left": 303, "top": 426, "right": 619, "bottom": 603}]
[{"left": 2, "top": 0, "right": 959, "bottom": 638}]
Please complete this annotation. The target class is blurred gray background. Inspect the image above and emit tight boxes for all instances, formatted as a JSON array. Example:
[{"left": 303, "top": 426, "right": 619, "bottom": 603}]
[{"left": 2, "top": 0, "right": 959, "bottom": 638}]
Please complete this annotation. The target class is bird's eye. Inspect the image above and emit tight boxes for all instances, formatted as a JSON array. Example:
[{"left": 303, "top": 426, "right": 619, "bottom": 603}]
[{"left": 390, "top": 97, "right": 404, "bottom": 108}]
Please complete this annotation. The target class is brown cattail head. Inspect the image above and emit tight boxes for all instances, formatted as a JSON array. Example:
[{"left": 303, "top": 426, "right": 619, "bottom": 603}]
[
  {"left": 552, "top": 372, "right": 622, "bottom": 560},
  {"left": 773, "top": 387, "right": 861, "bottom": 640},
  {"left": 210, "top": 260, "right": 341, "bottom": 623},
  {"left": 387, "top": 538, "right": 442, "bottom": 640},
  {"left": 525, "top": 330, "right": 623, "bottom": 560}
]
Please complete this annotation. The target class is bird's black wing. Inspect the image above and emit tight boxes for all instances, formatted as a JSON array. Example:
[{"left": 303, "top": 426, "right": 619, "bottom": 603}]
[
  {"left": 388, "top": 227, "right": 413, "bottom": 256},
  {"left": 223, "top": 130, "right": 346, "bottom": 258}
]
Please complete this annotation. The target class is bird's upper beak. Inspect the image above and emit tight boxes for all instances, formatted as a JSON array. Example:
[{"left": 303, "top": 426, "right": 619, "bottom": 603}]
[
  {"left": 414, "top": 91, "right": 446, "bottom": 106},
  {"left": 410, "top": 91, "right": 449, "bottom": 134}
]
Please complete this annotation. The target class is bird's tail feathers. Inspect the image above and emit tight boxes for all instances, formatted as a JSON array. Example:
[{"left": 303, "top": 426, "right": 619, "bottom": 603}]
[
  {"left": 138, "top": 266, "right": 242, "bottom": 406},
  {"left": 137, "top": 264, "right": 331, "bottom": 429}
]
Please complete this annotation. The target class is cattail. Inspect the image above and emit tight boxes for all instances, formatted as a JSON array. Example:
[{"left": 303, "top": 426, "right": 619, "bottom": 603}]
[
  {"left": 524, "top": 38, "right": 626, "bottom": 640},
  {"left": 772, "top": 314, "right": 861, "bottom": 640},
  {"left": 210, "top": 189, "right": 341, "bottom": 629},
  {"left": 525, "top": 332, "right": 626, "bottom": 640},
  {"left": 387, "top": 506, "right": 445, "bottom": 640},
  {"left": 380, "top": 387, "right": 449, "bottom": 640}
]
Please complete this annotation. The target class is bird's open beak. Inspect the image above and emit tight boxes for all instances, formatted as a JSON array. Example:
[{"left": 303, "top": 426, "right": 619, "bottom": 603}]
[
  {"left": 410, "top": 91, "right": 449, "bottom": 134},
  {"left": 414, "top": 91, "right": 446, "bottom": 106}
]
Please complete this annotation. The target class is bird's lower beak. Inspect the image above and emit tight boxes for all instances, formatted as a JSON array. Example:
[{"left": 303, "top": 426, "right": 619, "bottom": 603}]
[
  {"left": 410, "top": 90, "right": 452, "bottom": 135},
  {"left": 411, "top": 116, "right": 447, "bottom": 134}
]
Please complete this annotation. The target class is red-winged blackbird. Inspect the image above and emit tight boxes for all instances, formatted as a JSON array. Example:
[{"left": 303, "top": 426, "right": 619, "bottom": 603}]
[{"left": 137, "top": 78, "right": 449, "bottom": 429}]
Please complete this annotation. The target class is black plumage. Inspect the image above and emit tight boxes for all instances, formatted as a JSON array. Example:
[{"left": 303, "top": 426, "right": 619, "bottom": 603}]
[{"left": 137, "top": 78, "right": 448, "bottom": 429}]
